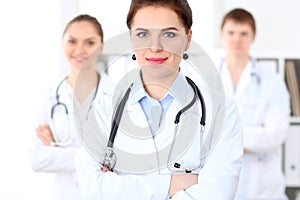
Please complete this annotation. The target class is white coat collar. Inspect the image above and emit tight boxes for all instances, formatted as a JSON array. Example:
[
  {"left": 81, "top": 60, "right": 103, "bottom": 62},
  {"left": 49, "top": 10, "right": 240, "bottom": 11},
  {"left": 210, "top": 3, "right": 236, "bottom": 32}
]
[
  {"left": 130, "top": 70, "right": 189, "bottom": 106},
  {"left": 121, "top": 70, "right": 193, "bottom": 149},
  {"left": 220, "top": 60, "right": 252, "bottom": 100}
]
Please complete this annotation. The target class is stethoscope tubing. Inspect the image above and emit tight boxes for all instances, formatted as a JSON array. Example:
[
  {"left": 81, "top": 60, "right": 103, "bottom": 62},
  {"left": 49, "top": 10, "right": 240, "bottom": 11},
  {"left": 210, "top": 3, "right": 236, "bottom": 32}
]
[
  {"left": 103, "top": 76, "right": 206, "bottom": 172},
  {"left": 50, "top": 74, "right": 100, "bottom": 120}
]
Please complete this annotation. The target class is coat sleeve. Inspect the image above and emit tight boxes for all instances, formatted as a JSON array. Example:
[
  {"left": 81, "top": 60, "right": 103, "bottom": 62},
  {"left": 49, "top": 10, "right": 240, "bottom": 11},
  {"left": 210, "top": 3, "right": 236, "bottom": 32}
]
[
  {"left": 74, "top": 85, "right": 171, "bottom": 200},
  {"left": 29, "top": 141, "right": 79, "bottom": 173},
  {"left": 171, "top": 98, "right": 243, "bottom": 200},
  {"left": 243, "top": 75, "right": 290, "bottom": 153},
  {"left": 75, "top": 147, "right": 171, "bottom": 200},
  {"left": 28, "top": 91, "right": 79, "bottom": 173}
]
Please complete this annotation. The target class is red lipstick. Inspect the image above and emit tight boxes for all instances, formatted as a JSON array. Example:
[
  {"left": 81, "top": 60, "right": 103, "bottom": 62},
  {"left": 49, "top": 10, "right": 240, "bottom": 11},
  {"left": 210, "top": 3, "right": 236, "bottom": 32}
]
[{"left": 146, "top": 57, "right": 168, "bottom": 64}]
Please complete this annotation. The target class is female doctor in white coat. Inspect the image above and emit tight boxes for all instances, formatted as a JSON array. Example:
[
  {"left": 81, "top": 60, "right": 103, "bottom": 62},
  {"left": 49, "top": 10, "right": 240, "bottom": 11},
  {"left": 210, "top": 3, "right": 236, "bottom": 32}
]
[
  {"left": 219, "top": 8, "right": 290, "bottom": 200},
  {"left": 28, "top": 14, "right": 111, "bottom": 200},
  {"left": 76, "top": 0, "right": 243, "bottom": 199}
]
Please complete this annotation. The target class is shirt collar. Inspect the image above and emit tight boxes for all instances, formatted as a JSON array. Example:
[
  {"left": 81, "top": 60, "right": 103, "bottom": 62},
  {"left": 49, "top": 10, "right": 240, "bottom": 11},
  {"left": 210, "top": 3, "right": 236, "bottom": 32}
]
[
  {"left": 168, "top": 70, "right": 188, "bottom": 104},
  {"left": 130, "top": 72, "right": 147, "bottom": 105},
  {"left": 130, "top": 69, "right": 189, "bottom": 105}
]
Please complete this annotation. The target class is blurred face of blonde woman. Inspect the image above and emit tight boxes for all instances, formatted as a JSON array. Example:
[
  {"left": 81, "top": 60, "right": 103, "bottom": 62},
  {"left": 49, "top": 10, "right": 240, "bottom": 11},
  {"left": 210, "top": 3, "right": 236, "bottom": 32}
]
[
  {"left": 62, "top": 21, "right": 103, "bottom": 71},
  {"left": 130, "top": 6, "right": 192, "bottom": 79},
  {"left": 220, "top": 20, "right": 255, "bottom": 58}
]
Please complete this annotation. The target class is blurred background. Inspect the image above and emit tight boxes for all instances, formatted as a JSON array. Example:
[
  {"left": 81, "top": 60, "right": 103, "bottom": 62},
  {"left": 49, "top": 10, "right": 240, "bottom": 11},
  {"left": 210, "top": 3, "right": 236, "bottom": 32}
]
[{"left": 0, "top": 0, "right": 299, "bottom": 199}]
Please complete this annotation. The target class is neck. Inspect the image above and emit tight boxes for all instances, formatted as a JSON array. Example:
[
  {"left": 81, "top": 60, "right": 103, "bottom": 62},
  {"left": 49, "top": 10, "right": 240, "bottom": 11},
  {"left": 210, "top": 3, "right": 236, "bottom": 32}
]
[
  {"left": 142, "top": 70, "right": 178, "bottom": 100},
  {"left": 67, "top": 70, "right": 78, "bottom": 89},
  {"left": 225, "top": 55, "right": 249, "bottom": 71},
  {"left": 68, "top": 69, "right": 99, "bottom": 104},
  {"left": 225, "top": 55, "right": 250, "bottom": 87}
]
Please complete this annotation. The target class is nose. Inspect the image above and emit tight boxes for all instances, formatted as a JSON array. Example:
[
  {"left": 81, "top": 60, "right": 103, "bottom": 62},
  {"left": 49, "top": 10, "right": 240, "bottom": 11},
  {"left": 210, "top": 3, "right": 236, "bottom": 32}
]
[
  {"left": 232, "top": 34, "right": 242, "bottom": 43},
  {"left": 74, "top": 42, "right": 86, "bottom": 55},
  {"left": 149, "top": 37, "right": 163, "bottom": 52}
]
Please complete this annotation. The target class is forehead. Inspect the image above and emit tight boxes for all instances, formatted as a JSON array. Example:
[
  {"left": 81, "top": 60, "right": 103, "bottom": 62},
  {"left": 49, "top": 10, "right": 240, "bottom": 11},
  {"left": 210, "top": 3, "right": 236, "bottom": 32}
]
[
  {"left": 64, "top": 21, "right": 100, "bottom": 39},
  {"left": 222, "top": 20, "right": 253, "bottom": 32},
  {"left": 131, "top": 6, "right": 184, "bottom": 31}
]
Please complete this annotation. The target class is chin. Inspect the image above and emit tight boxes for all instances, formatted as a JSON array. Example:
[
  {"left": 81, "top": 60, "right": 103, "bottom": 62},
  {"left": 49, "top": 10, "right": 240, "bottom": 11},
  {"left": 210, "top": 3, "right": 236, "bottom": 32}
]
[{"left": 143, "top": 65, "right": 177, "bottom": 78}]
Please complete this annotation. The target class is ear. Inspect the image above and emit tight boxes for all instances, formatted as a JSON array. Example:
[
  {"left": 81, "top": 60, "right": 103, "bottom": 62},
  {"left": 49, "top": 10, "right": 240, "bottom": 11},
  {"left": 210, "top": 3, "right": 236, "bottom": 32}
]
[{"left": 185, "top": 29, "right": 192, "bottom": 51}]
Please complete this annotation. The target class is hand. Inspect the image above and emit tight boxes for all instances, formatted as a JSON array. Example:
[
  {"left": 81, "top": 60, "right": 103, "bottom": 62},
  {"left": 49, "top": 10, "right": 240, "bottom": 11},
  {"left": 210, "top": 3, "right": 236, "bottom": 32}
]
[
  {"left": 169, "top": 174, "right": 198, "bottom": 198},
  {"left": 244, "top": 148, "right": 251, "bottom": 154},
  {"left": 36, "top": 124, "right": 55, "bottom": 146},
  {"left": 101, "top": 165, "right": 112, "bottom": 172}
]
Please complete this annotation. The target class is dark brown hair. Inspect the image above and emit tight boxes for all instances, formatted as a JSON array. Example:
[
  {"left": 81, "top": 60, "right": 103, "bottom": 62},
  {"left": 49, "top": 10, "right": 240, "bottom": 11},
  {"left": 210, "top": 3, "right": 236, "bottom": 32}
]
[
  {"left": 63, "top": 14, "right": 104, "bottom": 42},
  {"left": 126, "top": 0, "right": 192, "bottom": 34},
  {"left": 221, "top": 8, "right": 256, "bottom": 34}
]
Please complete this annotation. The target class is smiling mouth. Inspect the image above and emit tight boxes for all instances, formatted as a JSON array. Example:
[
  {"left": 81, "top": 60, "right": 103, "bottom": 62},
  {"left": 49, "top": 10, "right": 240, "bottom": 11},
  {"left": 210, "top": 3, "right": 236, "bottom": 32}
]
[
  {"left": 146, "top": 57, "right": 168, "bottom": 64},
  {"left": 73, "top": 56, "right": 87, "bottom": 63}
]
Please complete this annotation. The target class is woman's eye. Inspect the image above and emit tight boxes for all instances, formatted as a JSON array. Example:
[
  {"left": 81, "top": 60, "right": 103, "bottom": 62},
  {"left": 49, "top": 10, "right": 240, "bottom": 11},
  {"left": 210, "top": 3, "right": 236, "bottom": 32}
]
[
  {"left": 137, "top": 32, "right": 149, "bottom": 38},
  {"left": 87, "top": 41, "right": 95, "bottom": 46},
  {"left": 163, "top": 32, "right": 176, "bottom": 38}
]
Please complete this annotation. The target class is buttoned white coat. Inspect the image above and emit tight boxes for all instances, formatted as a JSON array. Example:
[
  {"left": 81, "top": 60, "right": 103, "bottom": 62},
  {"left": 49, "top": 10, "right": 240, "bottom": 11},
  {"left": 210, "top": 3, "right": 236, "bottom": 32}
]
[{"left": 219, "top": 60, "right": 290, "bottom": 200}]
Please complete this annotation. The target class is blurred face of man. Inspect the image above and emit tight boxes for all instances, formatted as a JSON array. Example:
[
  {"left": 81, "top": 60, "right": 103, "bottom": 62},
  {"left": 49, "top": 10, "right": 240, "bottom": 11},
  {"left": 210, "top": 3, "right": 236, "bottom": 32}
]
[{"left": 220, "top": 20, "right": 255, "bottom": 58}]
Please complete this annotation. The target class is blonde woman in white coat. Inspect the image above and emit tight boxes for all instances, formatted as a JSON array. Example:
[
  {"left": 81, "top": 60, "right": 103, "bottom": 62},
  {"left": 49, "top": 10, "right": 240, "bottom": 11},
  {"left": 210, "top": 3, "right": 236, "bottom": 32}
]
[
  {"left": 29, "top": 14, "right": 107, "bottom": 200},
  {"left": 219, "top": 8, "right": 290, "bottom": 200}
]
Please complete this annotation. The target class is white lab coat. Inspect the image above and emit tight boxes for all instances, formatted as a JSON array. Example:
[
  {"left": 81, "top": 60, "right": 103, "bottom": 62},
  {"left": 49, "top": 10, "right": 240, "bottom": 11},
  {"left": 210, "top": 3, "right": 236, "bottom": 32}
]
[
  {"left": 29, "top": 74, "right": 112, "bottom": 200},
  {"left": 75, "top": 70, "right": 243, "bottom": 200},
  {"left": 219, "top": 60, "right": 290, "bottom": 200}
]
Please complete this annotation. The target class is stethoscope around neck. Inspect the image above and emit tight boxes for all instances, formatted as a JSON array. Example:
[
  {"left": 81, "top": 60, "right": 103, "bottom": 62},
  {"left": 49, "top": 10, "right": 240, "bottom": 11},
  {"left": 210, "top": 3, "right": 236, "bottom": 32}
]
[
  {"left": 49, "top": 75, "right": 100, "bottom": 147},
  {"left": 50, "top": 74, "right": 100, "bottom": 120},
  {"left": 102, "top": 76, "right": 206, "bottom": 172},
  {"left": 50, "top": 76, "right": 68, "bottom": 119}
]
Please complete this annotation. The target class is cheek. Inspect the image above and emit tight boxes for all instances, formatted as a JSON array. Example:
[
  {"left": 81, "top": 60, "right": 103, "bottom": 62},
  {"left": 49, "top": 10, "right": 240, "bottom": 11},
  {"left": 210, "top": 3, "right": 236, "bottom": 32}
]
[
  {"left": 88, "top": 45, "right": 102, "bottom": 57},
  {"left": 220, "top": 36, "right": 230, "bottom": 47},
  {"left": 170, "top": 54, "right": 182, "bottom": 67},
  {"left": 135, "top": 50, "right": 146, "bottom": 61},
  {"left": 62, "top": 44, "right": 72, "bottom": 56},
  {"left": 246, "top": 38, "right": 254, "bottom": 45},
  {"left": 62, "top": 48, "right": 71, "bottom": 59}
]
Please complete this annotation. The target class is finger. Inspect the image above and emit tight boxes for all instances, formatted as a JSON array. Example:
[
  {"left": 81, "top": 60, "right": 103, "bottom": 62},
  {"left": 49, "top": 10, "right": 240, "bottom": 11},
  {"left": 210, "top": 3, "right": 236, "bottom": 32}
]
[
  {"left": 37, "top": 131, "right": 55, "bottom": 145},
  {"left": 36, "top": 132, "right": 49, "bottom": 145},
  {"left": 39, "top": 126, "right": 55, "bottom": 140},
  {"left": 101, "top": 165, "right": 111, "bottom": 172}
]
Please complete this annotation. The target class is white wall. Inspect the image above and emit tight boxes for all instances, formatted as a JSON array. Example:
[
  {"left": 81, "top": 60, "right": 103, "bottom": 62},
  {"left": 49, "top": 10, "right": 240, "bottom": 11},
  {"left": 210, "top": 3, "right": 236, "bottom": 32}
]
[
  {"left": 1, "top": 0, "right": 300, "bottom": 199},
  {"left": 213, "top": 0, "right": 300, "bottom": 52},
  {"left": 0, "top": 1, "right": 68, "bottom": 199}
]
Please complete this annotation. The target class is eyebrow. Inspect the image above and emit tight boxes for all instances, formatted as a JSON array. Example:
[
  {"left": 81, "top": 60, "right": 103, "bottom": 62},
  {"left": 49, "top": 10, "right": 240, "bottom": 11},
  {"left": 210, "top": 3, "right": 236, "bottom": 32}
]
[
  {"left": 133, "top": 27, "right": 179, "bottom": 32},
  {"left": 67, "top": 35, "right": 99, "bottom": 40}
]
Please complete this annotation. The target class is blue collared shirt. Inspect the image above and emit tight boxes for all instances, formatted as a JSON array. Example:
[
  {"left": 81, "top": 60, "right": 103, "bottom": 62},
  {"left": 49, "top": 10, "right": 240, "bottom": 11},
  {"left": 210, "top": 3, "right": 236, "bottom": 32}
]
[
  {"left": 130, "top": 71, "right": 188, "bottom": 136},
  {"left": 129, "top": 70, "right": 190, "bottom": 199}
]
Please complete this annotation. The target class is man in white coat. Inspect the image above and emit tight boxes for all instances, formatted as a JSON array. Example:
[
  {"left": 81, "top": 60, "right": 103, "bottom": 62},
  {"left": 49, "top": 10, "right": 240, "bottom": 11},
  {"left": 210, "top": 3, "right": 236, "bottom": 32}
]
[{"left": 219, "top": 8, "right": 290, "bottom": 200}]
